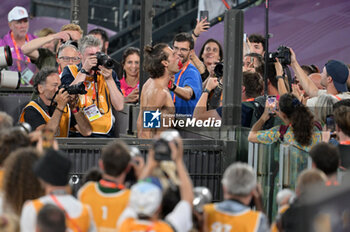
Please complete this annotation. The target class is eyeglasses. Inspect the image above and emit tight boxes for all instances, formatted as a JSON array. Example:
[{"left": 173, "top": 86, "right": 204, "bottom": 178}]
[
  {"left": 173, "top": 46, "right": 190, "bottom": 53},
  {"left": 58, "top": 56, "right": 81, "bottom": 62}
]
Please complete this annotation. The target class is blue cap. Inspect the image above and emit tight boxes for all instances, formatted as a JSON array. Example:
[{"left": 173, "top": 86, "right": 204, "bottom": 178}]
[{"left": 325, "top": 60, "right": 349, "bottom": 93}]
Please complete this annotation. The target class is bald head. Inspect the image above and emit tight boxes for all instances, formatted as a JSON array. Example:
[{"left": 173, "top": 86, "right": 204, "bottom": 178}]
[{"left": 308, "top": 73, "right": 324, "bottom": 90}]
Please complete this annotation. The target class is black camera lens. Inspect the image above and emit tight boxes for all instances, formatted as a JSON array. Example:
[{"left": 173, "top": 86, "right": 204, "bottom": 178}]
[
  {"left": 214, "top": 62, "right": 224, "bottom": 78},
  {"left": 61, "top": 82, "right": 87, "bottom": 95},
  {"left": 94, "top": 52, "right": 114, "bottom": 70},
  {"left": 153, "top": 139, "right": 172, "bottom": 161}
]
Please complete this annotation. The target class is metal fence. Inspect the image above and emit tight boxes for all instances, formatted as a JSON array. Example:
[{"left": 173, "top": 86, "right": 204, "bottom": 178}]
[{"left": 57, "top": 138, "right": 236, "bottom": 201}]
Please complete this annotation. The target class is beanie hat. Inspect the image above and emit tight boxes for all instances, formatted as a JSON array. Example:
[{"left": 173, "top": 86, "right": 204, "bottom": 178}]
[
  {"left": 33, "top": 149, "right": 71, "bottom": 186},
  {"left": 325, "top": 60, "right": 349, "bottom": 93}
]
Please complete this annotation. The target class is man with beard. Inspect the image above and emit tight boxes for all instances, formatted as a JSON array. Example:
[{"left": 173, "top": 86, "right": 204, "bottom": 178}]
[{"left": 169, "top": 33, "right": 202, "bottom": 118}]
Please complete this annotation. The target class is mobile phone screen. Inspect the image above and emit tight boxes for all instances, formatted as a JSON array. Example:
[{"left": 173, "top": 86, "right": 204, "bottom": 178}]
[
  {"left": 326, "top": 115, "right": 335, "bottom": 132},
  {"left": 267, "top": 96, "right": 277, "bottom": 113},
  {"left": 200, "top": 10, "right": 209, "bottom": 21}
]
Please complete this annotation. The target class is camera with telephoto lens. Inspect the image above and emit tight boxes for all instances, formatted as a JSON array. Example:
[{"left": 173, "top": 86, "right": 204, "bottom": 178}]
[
  {"left": 0, "top": 45, "right": 21, "bottom": 89},
  {"left": 60, "top": 82, "right": 87, "bottom": 95},
  {"left": 92, "top": 52, "right": 114, "bottom": 70},
  {"left": 153, "top": 130, "right": 180, "bottom": 161},
  {"left": 268, "top": 45, "right": 291, "bottom": 66},
  {"left": 193, "top": 187, "right": 212, "bottom": 213}
]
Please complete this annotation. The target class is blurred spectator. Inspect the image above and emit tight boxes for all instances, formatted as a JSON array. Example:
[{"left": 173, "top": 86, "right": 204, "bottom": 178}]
[
  {"left": 203, "top": 162, "right": 268, "bottom": 232},
  {"left": 248, "top": 93, "right": 322, "bottom": 152},
  {"left": 118, "top": 136, "right": 193, "bottom": 232},
  {"left": 0, "top": 112, "right": 13, "bottom": 133},
  {"left": 0, "top": 6, "right": 36, "bottom": 73},
  {"left": 20, "top": 149, "right": 96, "bottom": 232},
  {"left": 0, "top": 130, "right": 31, "bottom": 190},
  {"left": 243, "top": 53, "right": 264, "bottom": 74},
  {"left": 301, "top": 64, "right": 319, "bottom": 76},
  {"left": 22, "top": 23, "right": 83, "bottom": 71},
  {"left": 136, "top": 43, "right": 180, "bottom": 138},
  {"left": 78, "top": 140, "right": 142, "bottom": 231},
  {"left": 19, "top": 67, "right": 92, "bottom": 137},
  {"left": 290, "top": 48, "right": 350, "bottom": 107},
  {"left": 170, "top": 32, "right": 202, "bottom": 117},
  {"left": 248, "top": 34, "right": 265, "bottom": 56},
  {"left": 309, "top": 142, "right": 340, "bottom": 186},
  {"left": 314, "top": 94, "right": 338, "bottom": 125},
  {"left": 61, "top": 35, "right": 124, "bottom": 137},
  {"left": 308, "top": 73, "right": 324, "bottom": 90},
  {"left": 198, "top": 38, "right": 223, "bottom": 82},
  {"left": 334, "top": 105, "right": 350, "bottom": 167},
  {"left": 2, "top": 147, "right": 44, "bottom": 215},
  {"left": 190, "top": 18, "right": 209, "bottom": 75},
  {"left": 36, "top": 204, "right": 66, "bottom": 232},
  {"left": 81, "top": 168, "right": 102, "bottom": 185},
  {"left": 120, "top": 47, "right": 140, "bottom": 103},
  {"left": 88, "top": 28, "right": 123, "bottom": 79},
  {"left": 0, "top": 213, "right": 20, "bottom": 232},
  {"left": 56, "top": 43, "right": 81, "bottom": 74},
  {"left": 281, "top": 169, "right": 327, "bottom": 231}
]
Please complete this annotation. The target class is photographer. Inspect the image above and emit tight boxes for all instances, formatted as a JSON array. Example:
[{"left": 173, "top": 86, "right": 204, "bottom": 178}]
[
  {"left": 61, "top": 35, "right": 124, "bottom": 137},
  {"left": 20, "top": 67, "right": 92, "bottom": 137}
]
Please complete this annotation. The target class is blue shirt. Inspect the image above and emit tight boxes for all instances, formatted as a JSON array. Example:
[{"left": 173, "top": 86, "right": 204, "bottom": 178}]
[{"left": 171, "top": 63, "right": 202, "bottom": 117}]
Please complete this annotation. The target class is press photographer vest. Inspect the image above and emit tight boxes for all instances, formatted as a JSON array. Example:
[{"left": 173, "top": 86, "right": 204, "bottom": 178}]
[
  {"left": 118, "top": 218, "right": 173, "bottom": 232},
  {"left": 67, "top": 65, "right": 113, "bottom": 135},
  {"left": 19, "top": 101, "right": 70, "bottom": 137},
  {"left": 204, "top": 203, "right": 262, "bottom": 232}
]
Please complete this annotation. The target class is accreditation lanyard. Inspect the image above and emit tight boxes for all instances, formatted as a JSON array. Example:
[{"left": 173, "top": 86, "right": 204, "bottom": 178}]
[
  {"left": 244, "top": 98, "right": 255, "bottom": 102},
  {"left": 333, "top": 95, "right": 341, "bottom": 101},
  {"left": 340, "top": 141, "right": 350, "bottom": 145},
  {"left": 50, "top": 194, "right": 82, "bottom": 232},
  {"left": 99, "top": 179, "right": 125, "bottom": 189},
  {"left": 173, "top": 61, "right": 190, "bottom": 103},
  {"left": 10, "top": 32, "right": 31, "bottom": 72}
]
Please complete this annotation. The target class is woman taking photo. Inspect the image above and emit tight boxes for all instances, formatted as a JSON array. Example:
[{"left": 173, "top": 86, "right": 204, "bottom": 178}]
[
  {"left": 248, "top": 93, "right": 321, "bottom": 152},
  {"left": 120, "top": 47, "right": 140, "bottom": 103},
  {"left": 198, "top": 38, "right": 223, "bottom": 82}
]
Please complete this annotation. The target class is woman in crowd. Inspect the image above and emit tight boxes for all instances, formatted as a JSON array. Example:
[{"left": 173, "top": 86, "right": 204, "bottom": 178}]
[
  {"left": 120, "top": 47, "right": 140, "bottom": 103},
  {"left": 198, "top": 38, "right": 223, "bottom": 82},
  {"left": 2, "top": 147, "right": 44, "bottom": 216},
  {"left": 248, "top": 93, "right": 321, "bottom": 152}
]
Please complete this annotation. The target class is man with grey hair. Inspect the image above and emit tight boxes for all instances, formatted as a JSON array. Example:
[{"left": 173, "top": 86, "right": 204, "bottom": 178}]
[
  {"left": 61, "top": 35, "right": 124, "bottom": 137},
  {"left": 203, "top": 162, "right": 269, "bottom": 232}
]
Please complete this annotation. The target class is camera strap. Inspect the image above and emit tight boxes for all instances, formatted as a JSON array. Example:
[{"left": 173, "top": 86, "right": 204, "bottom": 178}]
[
  {"left": 283, "top": 66, "right": 292, "bottom": 92},
  {"left": 91, "top": 72, "right": 110, "bottom": 115}
]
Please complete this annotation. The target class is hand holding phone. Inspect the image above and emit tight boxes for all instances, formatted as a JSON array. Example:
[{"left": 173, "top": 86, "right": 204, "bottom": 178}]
[
  {"left": 200, "top": 10, "right": 209, "bottom": 21},
  {"left": 267, "top": 96, "right": 277, "bottom": 114}
]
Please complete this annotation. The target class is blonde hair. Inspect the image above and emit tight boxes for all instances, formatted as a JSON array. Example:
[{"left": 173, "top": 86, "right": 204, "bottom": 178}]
[
  {"left": 37, "top": 27, "right": 56, "bottom": 37},
  {"left": 60, "top": 23, "right": 83, "bottom": 35}
]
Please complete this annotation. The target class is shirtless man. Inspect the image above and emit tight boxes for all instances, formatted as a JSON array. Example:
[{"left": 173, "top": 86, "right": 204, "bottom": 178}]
[{"left": 137, "top": 43, "right": 181, "bottom": 138}]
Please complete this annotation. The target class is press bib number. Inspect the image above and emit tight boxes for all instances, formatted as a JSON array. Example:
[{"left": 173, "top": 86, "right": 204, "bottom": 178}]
[{"left": 83, "top": 104, "right": 102, "bottom": 121}]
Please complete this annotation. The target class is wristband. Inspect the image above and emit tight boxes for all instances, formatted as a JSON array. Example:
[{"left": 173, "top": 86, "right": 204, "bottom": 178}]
[
  {"left": 276, "top": 75, "right": 284, "bottom": 80},
  {"left": 202, "top": 88, "right": 211, "bottom": 94},
  {"left": 72, "top": 107, "right": 79, "bottom": 114},
  {"left": 192, "top": 30, "right": 199, "bottom": 38},
  {"left": 80, "top": 68, "right": 89, "bottom": 75},
  {"left": 169, "top": 84, "right": 177, "bottom": 91}
]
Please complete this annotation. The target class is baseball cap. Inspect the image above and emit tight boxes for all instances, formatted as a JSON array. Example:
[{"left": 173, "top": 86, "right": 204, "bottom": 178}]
[
  {"left": 129, "top": 181, "right": 163, "bottom": 217},
  {"left": 33, "top": 149, "right": 71, "bottom": 186},
  {"left": 8, "top": 6, "right": 28, "bottom": 22},
  {"left": 325, "top": 60, "right": 349, "bottom": 93}
]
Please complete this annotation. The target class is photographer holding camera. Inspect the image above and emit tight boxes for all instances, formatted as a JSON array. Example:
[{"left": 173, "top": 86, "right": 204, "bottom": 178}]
[
  {"left": 61, "top": 35, "right": 124, "bottom": 137},
  {"left": 20, "top": 67, "right": 92, "bottom": 137}
]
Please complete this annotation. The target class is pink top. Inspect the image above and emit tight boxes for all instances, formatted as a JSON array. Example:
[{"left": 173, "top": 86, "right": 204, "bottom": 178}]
[{"left": 120, "top": 76, "right": 139, "bottom": 96}]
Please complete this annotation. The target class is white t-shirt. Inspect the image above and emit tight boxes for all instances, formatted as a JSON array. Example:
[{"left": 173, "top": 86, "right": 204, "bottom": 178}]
[{"left": 306, "top": 90, "right": 350, "bottom": 108}]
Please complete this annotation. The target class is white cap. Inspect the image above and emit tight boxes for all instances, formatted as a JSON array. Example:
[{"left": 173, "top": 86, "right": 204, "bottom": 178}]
[
  {"left": 129, "top": 182, "right": 162, "bottom": 217},
  {"left": 8, "top": 6, "right": 28, "bottom": 22}
]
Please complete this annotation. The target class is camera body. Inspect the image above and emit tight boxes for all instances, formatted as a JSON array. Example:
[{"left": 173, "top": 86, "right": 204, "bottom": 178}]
[
  {"left": 153, "top": 130, "right": 180, "bottom": 161},
  {"left": 60, "top": 82, "right": 87, "bottom": 95},
  {"left": 92, "top": 52, "right": 114, "bottom": 70},
  {"left": 268, "top": 45, "right": 291, "bottom": 66},
  {"left": 214, "top": 62, "right": 224, "bottom": 78}
]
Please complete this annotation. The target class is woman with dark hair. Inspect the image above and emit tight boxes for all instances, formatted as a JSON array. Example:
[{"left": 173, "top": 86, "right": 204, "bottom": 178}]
[
  {"left": 197, "top": 38, "right": 223, "bottom": 82},
  {"left": 120, "top": 47, "right": 140, "bottom": 103},
  {"left": 2, "top": 147, "right": 44, "bottom": 216},
  {"left": 248, "top": 93, "right": 321, "bottom": 151}
]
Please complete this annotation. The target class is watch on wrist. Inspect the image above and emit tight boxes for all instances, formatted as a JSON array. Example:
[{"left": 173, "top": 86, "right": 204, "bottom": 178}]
[
  {"left": 202, "top": 88, "right": 211, "bottom": 94},
  {"left": 169, "top": 83, "right": 177, "bottom": 91},
  {"left": 80, "top": 68, "right": 89, "bottom": 75},
  {"left": 276, "top": 75, "right": 284, "bottom": 80}
]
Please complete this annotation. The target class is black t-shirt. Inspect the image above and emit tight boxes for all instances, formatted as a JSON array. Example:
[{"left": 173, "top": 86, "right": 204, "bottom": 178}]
[
  {"left": 23, "top": 98, "right": 76, "bottom": 131},
  {"left": 338, "top": 144, "right": 350, "bottom": 169},
  {"left": 30, "top": 48, "right": 57, "bottom": 70}
]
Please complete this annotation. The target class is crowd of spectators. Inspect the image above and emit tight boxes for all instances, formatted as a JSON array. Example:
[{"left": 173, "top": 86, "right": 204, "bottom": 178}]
[{"left": 1, "top": 4, "right": 350, "bottom": 232}]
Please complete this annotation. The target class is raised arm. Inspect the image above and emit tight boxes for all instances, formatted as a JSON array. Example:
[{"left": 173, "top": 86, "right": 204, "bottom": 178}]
[
  {"left": 21, "top": 31, "right": 70, "bottom": 60},
  {"left": 290, "top": 48, "right": 319, "bottom": 97},
  {"left": 99, "top": 66, "right": 124, "bottom": 111}
]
